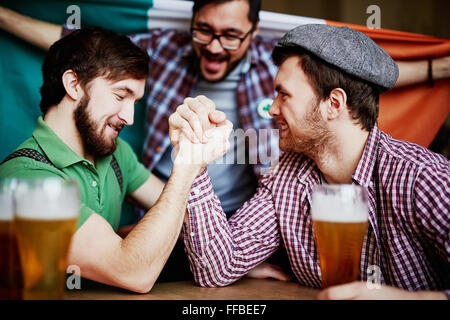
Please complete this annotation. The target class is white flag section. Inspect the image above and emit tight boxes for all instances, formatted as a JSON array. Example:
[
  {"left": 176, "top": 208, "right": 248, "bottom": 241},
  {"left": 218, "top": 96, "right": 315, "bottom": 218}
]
[{"left": 149, "top": 0, "right": 325, "bottom": 38}]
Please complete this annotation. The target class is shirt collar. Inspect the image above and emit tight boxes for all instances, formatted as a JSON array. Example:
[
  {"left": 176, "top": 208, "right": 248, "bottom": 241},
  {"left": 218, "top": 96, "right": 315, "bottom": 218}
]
[
  {"left": 351, "top": 124, "right": 380, "bottom": 187},
  {"left": 32, "top": 115, "right": 112, "bottom": 169},
  {"left": 296, "top": 154, "right": 320, "bottom": 186}
]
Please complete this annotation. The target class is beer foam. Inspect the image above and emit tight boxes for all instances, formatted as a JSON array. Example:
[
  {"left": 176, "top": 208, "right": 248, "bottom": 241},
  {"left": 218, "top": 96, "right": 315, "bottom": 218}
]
[
  {"left": 0, "top": 193, "right": 14, "bottom": 221},
  {"left": 15, "top": 180, "right": 80, "bottom": 220},
  {"left": 311, "top": 188, "right": 368, "bottom": 223}
]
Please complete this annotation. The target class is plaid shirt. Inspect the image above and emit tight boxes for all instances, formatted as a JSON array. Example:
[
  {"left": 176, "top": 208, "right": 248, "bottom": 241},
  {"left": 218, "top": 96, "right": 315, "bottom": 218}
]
[
  {"left": 129, "top": 29, "right": 279, "bottom": 176},
  {"left": 183, "top": 125, "right": 450, "bottom": 297}
]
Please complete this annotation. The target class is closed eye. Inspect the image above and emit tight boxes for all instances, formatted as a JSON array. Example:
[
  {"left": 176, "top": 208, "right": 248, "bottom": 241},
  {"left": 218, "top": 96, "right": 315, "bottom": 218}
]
[
  {"left": 114, "top": 93, "right": 125, "bottom": 101},
  {"left": 277, "top": 91, "right": 289, "bottom": 99}
]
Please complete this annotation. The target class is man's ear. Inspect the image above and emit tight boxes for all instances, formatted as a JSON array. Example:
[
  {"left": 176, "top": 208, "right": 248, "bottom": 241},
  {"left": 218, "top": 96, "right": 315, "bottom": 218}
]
[
  {"left": 326, "top": 88, "right": 347, "bottom": 120},
  {"left": 62, "top": 70, "right": 81, "bottom": 101}
]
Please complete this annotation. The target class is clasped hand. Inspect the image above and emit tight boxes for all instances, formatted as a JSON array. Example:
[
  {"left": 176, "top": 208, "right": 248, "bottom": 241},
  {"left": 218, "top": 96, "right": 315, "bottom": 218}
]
[{"left": 169, "top": 95, "right": 232, "bottom": 169}]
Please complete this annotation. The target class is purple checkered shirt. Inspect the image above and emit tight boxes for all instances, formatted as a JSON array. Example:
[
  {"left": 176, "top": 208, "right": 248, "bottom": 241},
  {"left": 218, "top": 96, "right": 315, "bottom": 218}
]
[
  {"left": 183, "top": 125, "right": 450, "bottom": 297},
  {"left": 129, "top": 29, "right": 279, "bottom": 176}
]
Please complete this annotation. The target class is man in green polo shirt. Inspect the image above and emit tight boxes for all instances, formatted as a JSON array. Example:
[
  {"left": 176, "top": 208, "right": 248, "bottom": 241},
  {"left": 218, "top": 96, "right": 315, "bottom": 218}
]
[{"left": 0, "top": 27, "right": 232, "bottom": 293}]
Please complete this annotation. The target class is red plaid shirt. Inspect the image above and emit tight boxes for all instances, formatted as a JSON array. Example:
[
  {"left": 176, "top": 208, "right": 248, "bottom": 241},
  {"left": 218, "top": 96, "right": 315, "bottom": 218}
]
[{"left": 183, "top": 125, "right": 450, "bottom": 297}]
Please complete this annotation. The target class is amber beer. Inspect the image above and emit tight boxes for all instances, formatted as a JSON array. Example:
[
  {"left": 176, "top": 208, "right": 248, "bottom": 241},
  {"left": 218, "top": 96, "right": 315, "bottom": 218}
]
[
  {"left": 14, "top": 179, "right": 80, "bottom": 300},
  {"left": 311, "top": 185, "right": 369, "bottom": 288},
  {"left": 0, "top": 180, "right": 22, "bottom": 300},
  {"left": 0, "top": 221, "right": 23, "bottom": 300}
]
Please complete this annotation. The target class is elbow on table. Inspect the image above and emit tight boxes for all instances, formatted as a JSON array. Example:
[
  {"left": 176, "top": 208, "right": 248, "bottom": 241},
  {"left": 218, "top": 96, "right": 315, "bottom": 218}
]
[
  {"left": 122, "top": 274, "right": 157, "bottom": 294},
  {"left": 112, "top": 265, "right": 160, "bottom": 294},
  {"left": 132, "top": 282, "right": 155, "bottom": 294}
]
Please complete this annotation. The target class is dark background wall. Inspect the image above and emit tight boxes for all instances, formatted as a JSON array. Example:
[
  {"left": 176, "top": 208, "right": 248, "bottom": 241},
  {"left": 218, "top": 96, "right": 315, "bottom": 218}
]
[{"left": 262, "top": 0, "right": 450, "bottom": 38}]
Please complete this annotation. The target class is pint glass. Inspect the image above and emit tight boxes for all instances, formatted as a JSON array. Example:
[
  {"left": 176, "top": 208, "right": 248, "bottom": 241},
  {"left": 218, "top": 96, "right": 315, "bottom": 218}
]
[
  {"left": 14, "top": 178, "right": 80, "bottom": 300},
  {"left": 0, "top": 179, "right": 22, "bottom": 299},
  {"left": 311, "top": 185, "right": 368, "bottom": 288}
]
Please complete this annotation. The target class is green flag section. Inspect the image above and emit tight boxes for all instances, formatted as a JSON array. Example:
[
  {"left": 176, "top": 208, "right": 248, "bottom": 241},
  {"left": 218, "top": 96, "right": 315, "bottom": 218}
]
[{"left": 0, "top": 0, "right": 153, "bottom": 161}]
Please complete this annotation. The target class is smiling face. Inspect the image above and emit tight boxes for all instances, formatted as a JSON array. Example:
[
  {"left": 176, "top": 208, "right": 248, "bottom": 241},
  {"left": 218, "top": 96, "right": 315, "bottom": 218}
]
[
  {"left": 191, "top": 0, "right": 256, "bottom": 82},
  {"left": 74, "top": 77, "right": 145, "bottom": 157},
  {"left": 269, "top": 56, "right": 333, "bottom": 157}
]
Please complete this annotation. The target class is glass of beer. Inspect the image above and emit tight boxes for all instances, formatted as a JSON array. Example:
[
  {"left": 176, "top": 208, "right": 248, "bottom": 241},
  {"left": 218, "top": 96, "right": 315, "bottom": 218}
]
[
  {"left": 14, "top": 178, "right": 80, "bottom": 300},
  {"left": 311, "top": 184, "right": 369, "bottom": 288},
  {"left": 0, "top": 179, "right": 22, "bottom": 299}
]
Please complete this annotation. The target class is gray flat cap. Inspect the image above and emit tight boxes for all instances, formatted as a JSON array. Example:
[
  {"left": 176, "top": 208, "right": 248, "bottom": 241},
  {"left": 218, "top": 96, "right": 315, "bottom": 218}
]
[{"left": 274, "top": 24, "right": 398, "bottom": 92}]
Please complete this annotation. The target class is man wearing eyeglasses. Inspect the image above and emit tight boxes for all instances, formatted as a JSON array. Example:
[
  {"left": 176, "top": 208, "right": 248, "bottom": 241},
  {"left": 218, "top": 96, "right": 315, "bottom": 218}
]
[{"left": 1, "top": 0, "right": 449, "bottom": 283}]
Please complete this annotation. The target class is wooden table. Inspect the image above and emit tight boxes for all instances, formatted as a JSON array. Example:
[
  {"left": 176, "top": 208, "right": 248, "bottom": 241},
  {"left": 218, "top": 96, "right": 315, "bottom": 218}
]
[{"left": 64, "top": 278, "right": 319, "bottom": 300}]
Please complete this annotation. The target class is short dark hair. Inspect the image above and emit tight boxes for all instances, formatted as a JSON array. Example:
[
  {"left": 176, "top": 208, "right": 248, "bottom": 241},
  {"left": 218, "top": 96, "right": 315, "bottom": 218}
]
[
  {"left": 272, "top": 47, "right": 381, "bottom": 131},
  {"left": 192, "top": 0, "right": 261, "bottom": 27},
  {"left": 40, "top": 27, "right": 150, "bottom": 114}
]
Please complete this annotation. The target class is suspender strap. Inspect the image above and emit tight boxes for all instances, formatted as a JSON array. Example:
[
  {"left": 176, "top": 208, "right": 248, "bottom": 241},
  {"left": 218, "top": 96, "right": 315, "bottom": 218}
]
[
  {"left": 1, "top": 149, "right": 123, "bottom": 195},
  {"left": 110, "top": 155, "right": 123, "bottom": 194},
  {"left": 1, "top": 148, "right": 60, "bottom": 170}
]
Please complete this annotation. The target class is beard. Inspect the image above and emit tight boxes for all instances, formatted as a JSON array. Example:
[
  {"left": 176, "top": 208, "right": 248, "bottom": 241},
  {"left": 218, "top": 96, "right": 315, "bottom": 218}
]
[
  {"left": 74, "top": 94, "right": 118, "bottom": 158},
  {"left": 279, "top": 99, "right": 334, "bottom": 160}
]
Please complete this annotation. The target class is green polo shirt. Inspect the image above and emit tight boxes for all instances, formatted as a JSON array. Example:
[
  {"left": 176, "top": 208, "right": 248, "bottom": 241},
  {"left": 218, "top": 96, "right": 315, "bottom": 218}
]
[{"left": 0, "top": 116, "right": 150, "bottom": 231}]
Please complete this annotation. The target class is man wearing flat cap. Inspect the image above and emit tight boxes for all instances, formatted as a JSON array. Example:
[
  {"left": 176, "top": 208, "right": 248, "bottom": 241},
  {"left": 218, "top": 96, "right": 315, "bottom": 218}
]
[{"left": 169, "top": 24, "right": 450, "bottom": 299}]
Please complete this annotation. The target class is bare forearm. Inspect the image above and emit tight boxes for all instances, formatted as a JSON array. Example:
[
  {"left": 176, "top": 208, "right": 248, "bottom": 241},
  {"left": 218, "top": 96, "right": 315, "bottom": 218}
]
[
  {"left": 0, "top": 6, "right": 61, "bottom": 50},
  {"left": 128, "top": 173, "right": 165, "bottom": 211},
  {"left": 118, "top": 164, "right": 201, "bottom": 292},
  {"left": 395, "top": 56, "right": 450, "bottom": 88},
  {"left": 395, "top": 60, "right": 427, "bottom": 88}
]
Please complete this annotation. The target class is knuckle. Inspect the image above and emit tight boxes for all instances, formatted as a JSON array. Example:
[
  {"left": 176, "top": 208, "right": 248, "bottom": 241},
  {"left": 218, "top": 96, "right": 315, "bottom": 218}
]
[
  {"left": 169, "top": 114, "right": 180, "bottom": 125},
  {"left": 190, "top": 103, "right": 200, "bottom": 112},
  {"left": 176, "top": 104, "right": 185, "bottom": 113},
  {"left": 184, "top": 97, "right": 194, "bottom": 104},
  {"left": 192, "top": 100, "right": 204, "bottom": 112}
]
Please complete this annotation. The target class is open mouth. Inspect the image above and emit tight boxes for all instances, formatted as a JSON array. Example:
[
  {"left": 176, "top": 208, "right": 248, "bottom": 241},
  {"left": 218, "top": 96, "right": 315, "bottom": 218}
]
[
  {"left": 201, "top": 51, "right": 228, "bottom": 73},
  {"left": 276, "top": 121, "right": 288, "bottom": 130},
  {"left": 203, "top": 57, "right": 227, "bottom": 73},
  {"left": 276, "top": 121, "right": 289, "bottom": 137}
]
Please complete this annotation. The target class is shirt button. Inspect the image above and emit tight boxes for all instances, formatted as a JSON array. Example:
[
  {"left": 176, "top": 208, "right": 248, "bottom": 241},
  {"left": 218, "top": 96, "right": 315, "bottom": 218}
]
[
  {"left": 82, "top": 161, "right": 87, "bottom": 166},
  {"left": 92, "top": 181, "right": 97, "bottom": 187},
  {"left": 190, "top": 232, "right": 195, "bottom": 237}
]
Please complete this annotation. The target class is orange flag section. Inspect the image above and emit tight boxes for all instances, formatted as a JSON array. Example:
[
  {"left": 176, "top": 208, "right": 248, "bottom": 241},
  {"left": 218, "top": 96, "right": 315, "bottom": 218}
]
[
  {"left": 379, "top": 80, "right": 450, "bottom": 148},
  {"left": 327, "top": 20, "right": 450, "bottom": 147}
]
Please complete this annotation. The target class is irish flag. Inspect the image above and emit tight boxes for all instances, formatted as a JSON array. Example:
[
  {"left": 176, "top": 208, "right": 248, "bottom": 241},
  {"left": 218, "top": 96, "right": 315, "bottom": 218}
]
[{"left": 1, "top": 0, "right": 449, "bottom": 162}]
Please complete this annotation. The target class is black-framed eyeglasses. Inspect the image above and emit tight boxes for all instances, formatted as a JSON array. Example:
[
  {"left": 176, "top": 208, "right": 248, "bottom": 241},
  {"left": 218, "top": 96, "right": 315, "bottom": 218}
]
[{"left": 191, "top": 26, "right": 255, "bottom": 51}]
